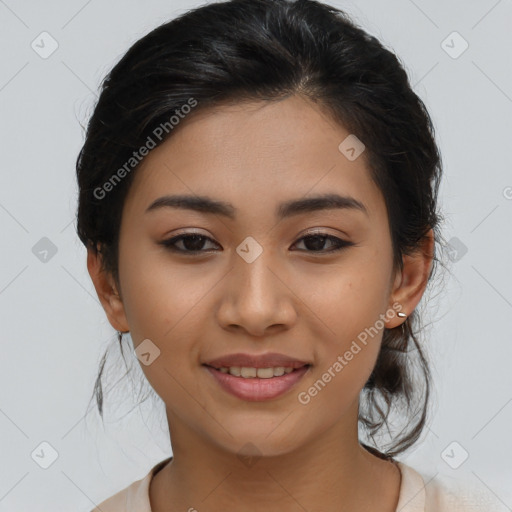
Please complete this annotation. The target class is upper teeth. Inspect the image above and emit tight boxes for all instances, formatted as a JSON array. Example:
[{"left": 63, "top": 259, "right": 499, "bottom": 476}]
[{"left": 217, "top": 366, "right": 296, "bottom": 378}]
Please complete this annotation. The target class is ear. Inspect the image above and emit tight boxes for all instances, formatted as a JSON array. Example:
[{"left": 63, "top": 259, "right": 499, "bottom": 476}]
[
  {"left": 87, "top": 246, "right": 129, "bottom": 333},
  {"left": 386, "top": 228, "right": 435, "bottom": 329}
]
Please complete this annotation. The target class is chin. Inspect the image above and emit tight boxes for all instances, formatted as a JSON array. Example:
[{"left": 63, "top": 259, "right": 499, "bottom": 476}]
[{"left": 205, "top": 420, "right": 312, "bottom": 461}]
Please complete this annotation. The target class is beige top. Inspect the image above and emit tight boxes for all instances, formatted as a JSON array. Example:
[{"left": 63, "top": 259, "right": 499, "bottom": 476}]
[{"left": 90, "top": 457, "right": 498, "bottom": 511}]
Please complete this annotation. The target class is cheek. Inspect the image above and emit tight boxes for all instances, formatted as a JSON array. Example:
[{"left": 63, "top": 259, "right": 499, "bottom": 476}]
[
  {"left": 299, "top": 258, "right": 390, "bottom": 341},
  {"left": 297, "top": 287, "right": 385, "bottom": 415},
  {"left": 117, "top": 244, "right": 218, "bottom": 363},
  {"left": 119, "top": 243, "right": 209, "bottom": 340},
  {"left": 297, "top": 345, "right": 378, "bottom": 420},
  {"left": 292, "top": 259, "right": 389, "bottom": 409}
]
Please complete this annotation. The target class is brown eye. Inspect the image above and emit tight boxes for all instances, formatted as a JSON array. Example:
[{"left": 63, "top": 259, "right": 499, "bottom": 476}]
[
  {"left": 159, "top": 232, "right": 353, "bottom": 256},
  {"left": 292, "top": 234, "right": 353, "bottom": 253},
  {"left": 160, "top": 234, "right": 221, "bottom": 253}
]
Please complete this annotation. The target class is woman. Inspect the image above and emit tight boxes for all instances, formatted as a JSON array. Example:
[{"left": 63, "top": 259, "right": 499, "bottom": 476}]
[{"left": 76, "top": 0, "right": 496, "bottom": 510}]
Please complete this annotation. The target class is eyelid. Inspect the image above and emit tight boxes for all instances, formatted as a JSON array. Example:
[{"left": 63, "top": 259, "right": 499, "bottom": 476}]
[
  {"left": 299, "top": 227, "right": 348, "bottom": 238},
  {"left": 291, "top": 232, "right": 353, "bottom": 253},
  {"left": 159, "top": 232, "right": 220, "bottom": 253},
  {"left": 159, "top": 229, "right": 354, "bottom": 255}
]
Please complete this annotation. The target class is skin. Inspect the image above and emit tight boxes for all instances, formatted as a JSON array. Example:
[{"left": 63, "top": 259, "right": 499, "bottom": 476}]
[{"left": 88, "top": 94, "right": 434, "bottom": 512}]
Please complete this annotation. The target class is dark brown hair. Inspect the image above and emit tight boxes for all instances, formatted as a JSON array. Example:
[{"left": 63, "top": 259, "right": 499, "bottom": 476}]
[{"left": 76, "top": 0, "right": 447, "bottom": 457}]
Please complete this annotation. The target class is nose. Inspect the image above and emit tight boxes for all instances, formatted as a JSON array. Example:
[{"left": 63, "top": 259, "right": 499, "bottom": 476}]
[{"left": 216, "top": 248, "right": 297, "bottom": 337}]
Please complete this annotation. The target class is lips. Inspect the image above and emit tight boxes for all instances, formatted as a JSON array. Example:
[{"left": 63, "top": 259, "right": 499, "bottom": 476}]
[
  {"left": 204, "top": 364, "right": 311, "bottom": 401},
  {"left": 203, "top": 352, "right": 311, "bottom": 369}
]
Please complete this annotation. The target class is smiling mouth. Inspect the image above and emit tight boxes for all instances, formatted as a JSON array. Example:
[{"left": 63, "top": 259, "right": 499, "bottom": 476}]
[
  {"left": 203, "top": 363, "right": 311, "bottom": 379},
  {"left": 203, "top": 363, "right": 311, "bottom": 401}
]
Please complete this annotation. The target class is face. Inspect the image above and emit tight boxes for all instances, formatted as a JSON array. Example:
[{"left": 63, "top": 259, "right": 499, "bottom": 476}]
[{"left": 92, "top": 95, "right": 413, "bottom": 458}]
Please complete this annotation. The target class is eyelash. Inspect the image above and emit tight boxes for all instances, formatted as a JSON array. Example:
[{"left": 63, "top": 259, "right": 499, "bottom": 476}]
[{"left": 159, "top": 232, "right": 354, "bottom": 255}]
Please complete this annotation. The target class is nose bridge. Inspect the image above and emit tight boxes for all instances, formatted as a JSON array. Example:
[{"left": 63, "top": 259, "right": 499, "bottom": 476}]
[
  {"left": 233, "top": 239, "right": 280, "bottom": 309},
  {"left": 217, "top": 238, "right": 295, "bottom": 334}
]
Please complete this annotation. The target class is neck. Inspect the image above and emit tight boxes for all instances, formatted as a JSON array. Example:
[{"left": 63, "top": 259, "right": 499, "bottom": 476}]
[{"left": 149, "top": 404, "right": 401, "bottom": 512}]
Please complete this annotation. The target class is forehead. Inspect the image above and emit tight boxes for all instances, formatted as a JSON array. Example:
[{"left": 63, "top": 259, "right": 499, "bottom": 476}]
[{"left": 123, "top": 95, "right": 385, "bottom": 220}]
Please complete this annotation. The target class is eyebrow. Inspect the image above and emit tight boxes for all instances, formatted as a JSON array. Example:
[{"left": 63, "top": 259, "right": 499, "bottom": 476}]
[{"left": 145, "top": 193, "right": 369, "bottom": 219}]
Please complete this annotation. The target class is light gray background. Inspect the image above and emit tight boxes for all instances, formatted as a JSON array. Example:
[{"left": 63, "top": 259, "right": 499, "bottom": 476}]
[{"left": 1, "top": 0, "right": 511, "bottom": 510}]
